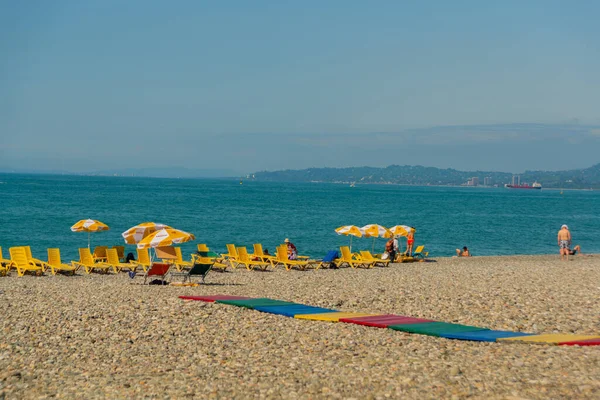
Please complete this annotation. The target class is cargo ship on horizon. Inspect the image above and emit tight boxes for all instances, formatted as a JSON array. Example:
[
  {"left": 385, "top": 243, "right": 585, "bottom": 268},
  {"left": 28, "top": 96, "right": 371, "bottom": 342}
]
[{"left": 505, "top": 181, "right": 542, "bottom": 189}]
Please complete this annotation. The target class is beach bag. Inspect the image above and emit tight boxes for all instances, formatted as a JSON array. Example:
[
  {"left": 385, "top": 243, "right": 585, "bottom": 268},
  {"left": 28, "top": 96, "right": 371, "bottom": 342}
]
[{"left": 381, "top": 252, "right": 389, "bottom": 260}]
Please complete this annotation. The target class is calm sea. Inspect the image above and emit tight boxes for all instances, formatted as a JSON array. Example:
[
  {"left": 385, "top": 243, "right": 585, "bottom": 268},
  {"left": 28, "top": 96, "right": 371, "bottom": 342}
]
[{"left": 1, "top": 173, "right": 598, "bottom": 261}]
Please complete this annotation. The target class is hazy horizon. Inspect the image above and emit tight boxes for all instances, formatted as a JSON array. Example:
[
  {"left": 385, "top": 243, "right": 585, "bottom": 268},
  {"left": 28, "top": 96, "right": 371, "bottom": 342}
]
[{"left": 2, "top": 1, "right": 599, "bottom": 173}]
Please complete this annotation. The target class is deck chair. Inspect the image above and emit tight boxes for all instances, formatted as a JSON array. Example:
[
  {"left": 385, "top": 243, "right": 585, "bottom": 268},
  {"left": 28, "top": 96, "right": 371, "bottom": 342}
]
[
  {"left": 93, "top": 246, "right": 108, "bottom": 262},
  {"left": 106, "top": 248, "right": 136, "bottom": 272},
  {"left": 314, "top": 250, "right": 340, "bottom": 269},
  {"left": 143, "top": 263, "right": 171, "bottom": 285},
  {"left": 220, "top": 244, "right": 240, "bottom": 268},
  {"left": 336, "top": 246, "right": 374, "bottom": 269},
  {"left": 72, "top": 248, "right": 114, "bottom": 274},
  {"left": 194, "top": 248, "right": 228, "bottom": 272},
  {"left": 0, "top": 246, "right": 15, "bottom": 275},
  {"left": 46, "top": 248, "right": 77, "bottom": 275},
  {"left": 170, "top": 257, "right": 213, "bottom": 284},
  {"left": 236, "top": 246, "right": 270, "bottom": 271},
  {"left": 23, "top": 246, "right": 48, "bottom": 271},
  {"left": 9, "top": 247, "right": 44, "bottom": 276},
  {"left": 171, "top": 247, "right": 194, "bottom": 271},
  {"left": 112, "top": 245, "right": 126, "bottom": 261},
  {"left": 252, "top": 243, "right": 277, "bottom": 264},
  {"left": 359, "top": 250, "right": 391, "bottom": 267},
  {"left": 136, "top": 248, "right": 152, "bottom": 273},
  {"left": 275, "top": 245, "right": 310, "bottom": 271},
  {"left": 412, "top": 245, "right": 428, "bottom": 260},
  {"left": 197, "top": 243, "right": 209, "bottom": 252}
]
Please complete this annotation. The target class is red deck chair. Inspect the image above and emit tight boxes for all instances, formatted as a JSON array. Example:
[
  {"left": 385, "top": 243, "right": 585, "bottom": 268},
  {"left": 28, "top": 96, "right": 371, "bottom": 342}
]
[{"left": 143, "top": 263, "right": 171, "bottom": 285}]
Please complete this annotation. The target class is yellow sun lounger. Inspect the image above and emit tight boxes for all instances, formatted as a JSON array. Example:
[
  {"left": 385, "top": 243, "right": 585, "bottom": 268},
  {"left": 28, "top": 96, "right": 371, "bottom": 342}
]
[
  {"left": 136, "top": 248, "right": 152, "bottom": 273},
  {"left": 336, "top": 246, "right": 374, "bottom": 269},
  {"left": 236, "top": 247, "right": 270, "bottom": 271},
  {"left": 9, "top": 247, "right": 44, "bottom": 276},
  {"left": 220, "top": 244, "right": 240, "bottom": 268},
  {"left": 72, "top": 248, "right": 114, "bottom": 274},
  {"left": 275, "top": 245, "right": 310, "bottom": 270},
  {"left": 106, "top": 248, "right": 136, "bottom": 273},
  {"left": 252, "top": 243, "right": 278, "bottom": 264},
  {"left": 46, "top": 248, "right": 77, "bottom": 275},
  {"left": 0, "top": 246, "right": 15, "bottom": 275},
  {"left": 359, "top": 250, "right": 390, "bottom": 267}
]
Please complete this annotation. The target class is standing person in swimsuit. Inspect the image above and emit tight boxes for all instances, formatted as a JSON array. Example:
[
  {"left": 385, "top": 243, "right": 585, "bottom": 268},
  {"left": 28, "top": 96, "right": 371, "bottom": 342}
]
[
  {"left": 406, "top": 231, "right": 415, "bottom": 256},
  {"left": 557, "top": 224, "right": 571, "bottom": 261}
]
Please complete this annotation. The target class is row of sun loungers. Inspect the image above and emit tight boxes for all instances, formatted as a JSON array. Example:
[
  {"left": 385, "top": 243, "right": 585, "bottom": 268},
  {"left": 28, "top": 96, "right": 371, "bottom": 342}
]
[{"left": 0, "top": 242, "right": 429, "bottom": 278}]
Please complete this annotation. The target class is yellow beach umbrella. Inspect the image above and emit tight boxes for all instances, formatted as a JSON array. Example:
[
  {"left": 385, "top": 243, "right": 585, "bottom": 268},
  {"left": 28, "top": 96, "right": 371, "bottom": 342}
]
[
  {"left": 136, "top": 228, "right": 195, "bottom": 249},
  {"left": 361, "top": 224, "right": 393, "bottom": 252},
  {"left": 389, "top": 225, "right": 416, "bottom": 237},
  {"left": 335, "top": 225, "right": 364, "bottom": 251},
  {"left": 122, "top": 222, "right": 172, "bottom": 245},
  {"left": 70, "top": 219, "right": 110, "bottom": 249}
]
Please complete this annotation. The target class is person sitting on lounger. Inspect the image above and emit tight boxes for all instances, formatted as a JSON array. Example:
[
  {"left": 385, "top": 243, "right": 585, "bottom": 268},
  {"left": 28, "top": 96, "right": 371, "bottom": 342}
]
[
  {"left": 284, "top": 238, "right": 298, "bottom": 260},
  {"left": 455, "top": 246, "right": 471, "bottom": 257}
]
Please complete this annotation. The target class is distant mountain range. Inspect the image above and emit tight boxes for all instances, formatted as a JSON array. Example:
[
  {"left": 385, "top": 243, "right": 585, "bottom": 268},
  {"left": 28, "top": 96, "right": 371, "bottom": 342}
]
[
  {"left": 0, "top": 167, "right": 241, "bottom": 179},
  {"left": 252, "top": 163, "right": 600, "bottom": 189}
]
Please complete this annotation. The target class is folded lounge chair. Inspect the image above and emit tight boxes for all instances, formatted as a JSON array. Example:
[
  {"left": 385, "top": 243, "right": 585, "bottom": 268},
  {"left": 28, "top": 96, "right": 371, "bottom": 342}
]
[{"left": 46, "top": 248, "right": 77, "bottom": 275}]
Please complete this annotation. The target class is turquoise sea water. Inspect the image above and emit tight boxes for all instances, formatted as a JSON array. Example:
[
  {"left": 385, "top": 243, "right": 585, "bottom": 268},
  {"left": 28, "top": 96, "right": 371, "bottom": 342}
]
[{"left": 1, "top": 173, "right": 598, "bottom": 261}]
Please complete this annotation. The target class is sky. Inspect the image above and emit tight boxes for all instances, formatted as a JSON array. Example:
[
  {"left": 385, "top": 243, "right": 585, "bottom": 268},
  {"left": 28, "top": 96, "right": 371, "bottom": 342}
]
[{"left": 1, "top": 0, "right": 600, "bottom": 175}]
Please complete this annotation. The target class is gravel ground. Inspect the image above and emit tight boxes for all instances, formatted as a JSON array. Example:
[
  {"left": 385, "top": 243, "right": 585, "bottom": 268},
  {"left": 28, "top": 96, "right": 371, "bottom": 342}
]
[{"left": 1, "top": 255, "right": 599, "bottom": 399}]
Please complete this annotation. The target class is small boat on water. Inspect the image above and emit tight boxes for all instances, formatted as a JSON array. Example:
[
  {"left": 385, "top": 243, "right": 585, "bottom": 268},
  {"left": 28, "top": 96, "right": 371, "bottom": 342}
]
[
  {"left": 350, "top": 182, "right": 356, "bottom": 187},
  {"left": 505, "top": 181, "right": 542, "bottom": 189}
]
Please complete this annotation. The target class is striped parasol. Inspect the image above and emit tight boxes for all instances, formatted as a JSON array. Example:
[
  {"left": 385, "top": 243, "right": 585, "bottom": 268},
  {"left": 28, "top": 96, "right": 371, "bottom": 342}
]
[
  {"left": 335, "top": 225, "right": 364, "bottom": 251},
  {"left": 389, "top": 225, "right": 416, "bottom": 237},
  {"left": 361, "top": 224, "right": 393, "bottom": 252},
  {"left": 122, "top": 222, "right": 172, "bottom": 245},
  {"left": 136, "top": 228, "right": 195, "bottom": 249},
  {"left": 71, "top": 219, "right": 109, "bottom": 249}
]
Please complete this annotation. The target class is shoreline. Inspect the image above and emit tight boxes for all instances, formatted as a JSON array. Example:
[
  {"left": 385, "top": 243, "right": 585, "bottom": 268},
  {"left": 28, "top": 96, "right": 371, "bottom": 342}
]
[{"left": 1, "top": 254, "right": 599, "bottom": 398}]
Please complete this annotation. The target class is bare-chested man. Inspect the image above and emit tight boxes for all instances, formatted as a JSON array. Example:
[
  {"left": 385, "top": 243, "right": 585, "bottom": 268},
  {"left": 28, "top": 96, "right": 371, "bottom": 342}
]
[{"left": 557, "top": 224, "right": 571, "bottom": 261}]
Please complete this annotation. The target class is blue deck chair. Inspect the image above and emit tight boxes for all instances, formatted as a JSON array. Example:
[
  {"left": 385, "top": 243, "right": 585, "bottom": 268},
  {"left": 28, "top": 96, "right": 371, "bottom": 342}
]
[{"left": 316, "top": 250, "right": 340, "bottom": 269}]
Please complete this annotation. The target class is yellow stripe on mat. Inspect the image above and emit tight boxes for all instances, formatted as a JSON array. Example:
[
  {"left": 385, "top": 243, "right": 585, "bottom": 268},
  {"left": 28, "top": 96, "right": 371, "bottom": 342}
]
[
  {"left": 295, "top": 312, "right": 376, "bottom": 322},
  {"left": 498, "top": 334, "right": 600, "bottom": 344}
]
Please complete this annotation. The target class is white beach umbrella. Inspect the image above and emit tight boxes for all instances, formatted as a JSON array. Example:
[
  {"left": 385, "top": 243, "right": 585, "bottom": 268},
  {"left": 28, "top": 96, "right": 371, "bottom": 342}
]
[
  {"left": 70, "top": 219, "right": 110, "bottom": 249},
  {"left": 389, "top": 225, "right": 416, "bottom": 237},
  {"left": 122, "top": 222, "right": 172, "bottom": 245},
  {"left": 335, "top": 225, "right": 364, "bottom": 251},
  {"left": 136, "top": 228, "right": 195, "bottom": 249},
  {"left": 361, "top": 224, "right": 393, "bottom": 252}
]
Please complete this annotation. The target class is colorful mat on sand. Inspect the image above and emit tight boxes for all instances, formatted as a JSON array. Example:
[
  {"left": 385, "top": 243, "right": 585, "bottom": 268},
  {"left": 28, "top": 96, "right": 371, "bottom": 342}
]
[{"left": 181, "top": 295, "right": 599, "bottom": 346}]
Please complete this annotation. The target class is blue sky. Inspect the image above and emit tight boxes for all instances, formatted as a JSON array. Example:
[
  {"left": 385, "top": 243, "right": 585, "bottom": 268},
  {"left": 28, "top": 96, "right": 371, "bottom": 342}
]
[{"left": 1, "top": 0, "right": 599, "bottom": 175}]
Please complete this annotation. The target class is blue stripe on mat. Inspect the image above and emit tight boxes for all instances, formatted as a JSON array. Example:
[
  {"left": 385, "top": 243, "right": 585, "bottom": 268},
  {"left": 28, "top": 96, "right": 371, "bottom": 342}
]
[
  {"left": 254, "top": 305, "right": 339, "bottom": 317},
  {"left": 440, "top": 330, "right": 536, "bottom": 342}
]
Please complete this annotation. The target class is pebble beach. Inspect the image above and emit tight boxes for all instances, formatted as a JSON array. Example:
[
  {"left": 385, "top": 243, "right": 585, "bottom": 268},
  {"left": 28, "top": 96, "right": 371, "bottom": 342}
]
[{"left": 1, "top": 255, "right": 599, "bottom": 399}]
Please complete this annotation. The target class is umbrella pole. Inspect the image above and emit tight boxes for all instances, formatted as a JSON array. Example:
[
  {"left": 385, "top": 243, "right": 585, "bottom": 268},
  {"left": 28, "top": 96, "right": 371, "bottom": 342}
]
[
  {"left": 88, "top": 232, "right": 91, "bottom": 249},
  {"left": 372, "top": 237, "right": 375, "bottom": 253},
  {"left": 350, "top": 235, "right": 353, "bottom": 252}
]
